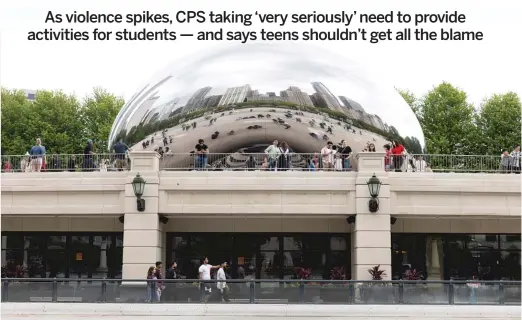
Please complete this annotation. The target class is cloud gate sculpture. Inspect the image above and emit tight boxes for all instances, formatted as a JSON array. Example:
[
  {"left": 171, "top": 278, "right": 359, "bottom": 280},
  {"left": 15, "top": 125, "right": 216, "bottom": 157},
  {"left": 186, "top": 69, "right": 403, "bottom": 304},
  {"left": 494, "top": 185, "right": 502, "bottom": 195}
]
[{"left": 108, "top": 43, "right": 425, "bottom": 170}]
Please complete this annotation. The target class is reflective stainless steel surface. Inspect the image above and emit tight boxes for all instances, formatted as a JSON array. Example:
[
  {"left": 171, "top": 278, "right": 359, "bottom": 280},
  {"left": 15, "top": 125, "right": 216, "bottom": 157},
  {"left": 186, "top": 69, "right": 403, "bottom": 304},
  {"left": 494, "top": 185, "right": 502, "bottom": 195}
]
[{"left": 108, "top": 43, "right": 425, "bottom": 168}]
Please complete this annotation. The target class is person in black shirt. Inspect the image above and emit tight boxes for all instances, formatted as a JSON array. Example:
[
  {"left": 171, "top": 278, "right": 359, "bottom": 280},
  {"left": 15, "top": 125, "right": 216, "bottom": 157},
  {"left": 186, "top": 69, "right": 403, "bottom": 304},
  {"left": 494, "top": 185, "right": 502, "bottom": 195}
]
[
  {"left": 194, "top": 139, "right": 209, "bottom": 170},
  {"left": 162, "top": 262, "right": 178, "bottom": 302},
  {"left": 339, "top": 140, "right": 352, "bottom": 170},
  {"left": 112, "top": 140, "right": 129, "bottom": 171},
  {"left": 83, "top": 140, "right": 95, "bottom": 171}
]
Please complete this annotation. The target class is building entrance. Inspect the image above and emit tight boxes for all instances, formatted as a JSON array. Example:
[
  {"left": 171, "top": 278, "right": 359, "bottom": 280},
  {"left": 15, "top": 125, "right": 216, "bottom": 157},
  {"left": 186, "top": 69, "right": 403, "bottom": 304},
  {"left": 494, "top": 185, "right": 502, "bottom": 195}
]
[{"left": 166, "top": 233, "right": 350, "bottom": 280}]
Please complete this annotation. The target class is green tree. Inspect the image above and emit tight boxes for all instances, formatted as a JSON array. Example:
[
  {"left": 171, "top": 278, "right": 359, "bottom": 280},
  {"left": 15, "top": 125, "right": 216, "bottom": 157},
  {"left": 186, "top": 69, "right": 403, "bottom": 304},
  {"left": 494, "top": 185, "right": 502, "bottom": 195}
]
[
  {"left": 80, "top": 88, "right": 125, "bottom": 151},
  {"left": 476, "top": 92, "right": 521, "bottom": 154},
  {"left": 396, "top": 88, "right": 421, "bottom": 119},
  {"left": 1, "top": 88, "right": 123, "bottom": 155},
  {"left": 418, "top": 82, "right": 477, "bottom": 155}
]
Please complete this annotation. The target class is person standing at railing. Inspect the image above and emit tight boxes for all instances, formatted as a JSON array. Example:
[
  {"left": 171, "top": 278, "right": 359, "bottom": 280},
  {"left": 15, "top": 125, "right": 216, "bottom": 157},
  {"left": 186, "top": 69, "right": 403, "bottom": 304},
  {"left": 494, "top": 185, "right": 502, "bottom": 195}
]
[
  {"left": 264, "top": 140, "right": 281, "bottom": 170},
  {"left": 194, "top": 139, "right": 209, "bottom": 170},
  {"left": 29, "top": 138, "right": 46, "bottom": 172},
  {"left": 277, "top": 141, "right": 291, "bottom": 171},
  {"left": 510, "top": 145, "right": 521, "bottom": 174},
  {"left": 391, "top": 140, "right": 405, "bottom": 172},
  {"left": 500, "top": 151, "right": 511, "bottom": 173},
  {"left": 339, "top": 140, "right": 352, "bottom": 171},
  {"left": 83, "top": 140, "right": 96, "bottom": 171},
  {"left": 321, "top": 141, "right": 334, "bottom": 171},
  {"left": 384, "top": 144, "right": 391, "bottom": 171},
  {"left": 112, "top": 140, "right": 129, "bottom": 171}
]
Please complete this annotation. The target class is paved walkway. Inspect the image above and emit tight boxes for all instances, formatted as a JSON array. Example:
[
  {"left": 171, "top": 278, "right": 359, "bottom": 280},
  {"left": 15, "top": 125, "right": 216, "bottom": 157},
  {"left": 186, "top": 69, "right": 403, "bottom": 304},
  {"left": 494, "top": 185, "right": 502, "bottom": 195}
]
[{"left": 2, "top": 303, "right": 521, "bottom": 319}]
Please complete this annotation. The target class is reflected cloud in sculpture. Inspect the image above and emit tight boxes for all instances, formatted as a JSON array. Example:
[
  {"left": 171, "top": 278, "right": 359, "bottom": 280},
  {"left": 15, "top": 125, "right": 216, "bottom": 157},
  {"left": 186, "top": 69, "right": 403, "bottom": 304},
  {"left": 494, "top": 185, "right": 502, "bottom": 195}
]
[{"left": 108, "top": 43, "right": 425, "bottom": 169}]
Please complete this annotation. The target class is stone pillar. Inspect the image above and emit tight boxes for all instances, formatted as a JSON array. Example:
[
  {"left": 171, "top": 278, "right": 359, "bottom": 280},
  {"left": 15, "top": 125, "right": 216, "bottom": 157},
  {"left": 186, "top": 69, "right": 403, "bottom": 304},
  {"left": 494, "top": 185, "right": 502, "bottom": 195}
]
[
  {"left": 122, "top": 151, "right": 163, "bottom": 280},
  {"left": 352, "top": 152, "right": 391, "bottom": 280}
]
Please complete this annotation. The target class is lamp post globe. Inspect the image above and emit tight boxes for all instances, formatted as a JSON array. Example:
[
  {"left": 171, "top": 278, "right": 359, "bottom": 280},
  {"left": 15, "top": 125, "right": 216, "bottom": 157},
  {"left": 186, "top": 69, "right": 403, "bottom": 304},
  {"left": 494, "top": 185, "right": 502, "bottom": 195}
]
[
  {"left": 132, "top": 173, "right": 146, "bottom": 198},
  {"left": 367, "top": 174, "right": 382, "bottom": 198}
]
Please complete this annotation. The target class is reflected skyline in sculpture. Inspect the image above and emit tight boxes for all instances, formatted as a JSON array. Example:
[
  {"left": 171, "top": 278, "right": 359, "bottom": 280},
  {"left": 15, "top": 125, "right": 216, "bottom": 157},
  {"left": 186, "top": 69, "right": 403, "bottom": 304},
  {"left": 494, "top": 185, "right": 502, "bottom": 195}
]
[{"left": 108, "top": 43, "right": 425, "bottom": 168}]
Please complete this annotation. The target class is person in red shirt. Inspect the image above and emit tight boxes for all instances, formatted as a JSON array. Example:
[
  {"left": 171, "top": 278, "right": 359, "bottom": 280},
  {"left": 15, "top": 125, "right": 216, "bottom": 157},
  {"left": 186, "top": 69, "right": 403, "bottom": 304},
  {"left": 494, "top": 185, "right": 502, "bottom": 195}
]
[{"left": 391, "top": 140, "right": 405, "bottom": 172}]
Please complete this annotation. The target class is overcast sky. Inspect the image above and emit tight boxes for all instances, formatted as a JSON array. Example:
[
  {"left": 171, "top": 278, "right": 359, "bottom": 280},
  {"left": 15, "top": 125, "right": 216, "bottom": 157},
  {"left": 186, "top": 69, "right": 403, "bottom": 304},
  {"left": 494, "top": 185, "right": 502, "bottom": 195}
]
[{"left": 1, "top": 0, "right": 520, "bottom": 107}]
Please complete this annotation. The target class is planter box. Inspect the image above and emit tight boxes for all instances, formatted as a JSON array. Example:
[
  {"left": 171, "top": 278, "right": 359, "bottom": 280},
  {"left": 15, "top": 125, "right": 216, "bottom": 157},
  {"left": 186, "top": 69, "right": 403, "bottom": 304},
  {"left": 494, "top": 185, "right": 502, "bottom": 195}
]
[
  {"left": 320, "top": 286, "right": 352, "bottom": 303},
  {"left": 358, "top": 284, "right": 397, "bottom": 304}
]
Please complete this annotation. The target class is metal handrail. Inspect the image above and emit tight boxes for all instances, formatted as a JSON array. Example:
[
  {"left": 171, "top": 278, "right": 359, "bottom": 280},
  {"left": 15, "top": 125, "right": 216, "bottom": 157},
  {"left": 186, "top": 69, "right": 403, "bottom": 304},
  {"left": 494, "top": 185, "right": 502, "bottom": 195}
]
[{"left": 1, "top": 153, "right": 516, "bottom": 173}]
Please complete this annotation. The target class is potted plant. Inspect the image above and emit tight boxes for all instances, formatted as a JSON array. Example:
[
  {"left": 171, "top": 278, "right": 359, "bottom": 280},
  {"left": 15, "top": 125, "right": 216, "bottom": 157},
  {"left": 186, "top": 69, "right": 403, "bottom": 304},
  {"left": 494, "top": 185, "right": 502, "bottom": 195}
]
[
  {"left": 360, "top": 265, "right": 397, "bottom": 304},
  {"left": 402, "top": 269, "right": 427, "bottom": 303},
  {"left": 320, "top": 266, "right": 351, "bottom": 303},
  {"left": 286, "top": 267, "right": 312, "bottom": 302}
]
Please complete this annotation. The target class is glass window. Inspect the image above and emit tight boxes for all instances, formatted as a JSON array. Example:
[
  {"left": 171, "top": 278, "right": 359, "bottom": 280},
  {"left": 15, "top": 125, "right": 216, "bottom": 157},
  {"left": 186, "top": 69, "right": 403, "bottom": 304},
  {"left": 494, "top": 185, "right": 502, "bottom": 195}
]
[
  {"left": 260, "top": 237, "right": 279, "bottom": 251},
  {"left": 24, "top": 235, "right": 44, "bottom": 250},
  {"left": 47, "top": 235, "right": 66, "bottom": 250},
  {"left": 468, "top": 234, "right": 498, "bottom": 250},
  {"left": 500, "top": 234, "right": 521, "bottom": 250},
  {"left": 500, "top": 251, "right": 521, "bottom": 280},
  {"left": 330, "top": 236, "right": 347, "bottom": 251},
  {"left": 190, "top": 234, "right": 233, "bottom": 251},
  {"left": 171, "top": 236, "right": 189, "bottom": 250},
  {"left": 283, "top": 251, "right": 326, "bottom": 279},
  {"left": 3, "top": 234, "right": 23, "bottom": 249}
]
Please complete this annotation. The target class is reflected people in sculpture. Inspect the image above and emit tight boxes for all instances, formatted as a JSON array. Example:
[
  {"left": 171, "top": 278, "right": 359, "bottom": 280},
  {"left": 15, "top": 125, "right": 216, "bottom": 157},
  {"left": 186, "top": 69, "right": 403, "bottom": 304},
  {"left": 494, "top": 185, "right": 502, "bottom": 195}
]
[{"left": 108, "top": 43, "right": 425, "bottom": 170}]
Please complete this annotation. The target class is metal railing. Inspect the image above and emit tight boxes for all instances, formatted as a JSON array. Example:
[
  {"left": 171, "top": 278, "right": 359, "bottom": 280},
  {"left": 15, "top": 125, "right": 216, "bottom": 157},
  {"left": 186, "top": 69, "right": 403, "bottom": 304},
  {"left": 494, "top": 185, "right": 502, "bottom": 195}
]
[
  {"left": 0, "top": 153, "right": 130, "bottom": 172},
  {"left": 1, "top": 153, "right": 519, "bottom": 173},
  {"left": 1, "top": 278, "right": 520, "bottom": 305}
]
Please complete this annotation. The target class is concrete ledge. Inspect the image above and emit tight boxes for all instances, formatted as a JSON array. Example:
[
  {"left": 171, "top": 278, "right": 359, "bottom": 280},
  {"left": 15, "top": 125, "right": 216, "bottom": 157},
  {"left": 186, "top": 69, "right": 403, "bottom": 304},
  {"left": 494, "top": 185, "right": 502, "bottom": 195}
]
[{"left": 1, "top": 303, "right": 520, "bottom": 318}]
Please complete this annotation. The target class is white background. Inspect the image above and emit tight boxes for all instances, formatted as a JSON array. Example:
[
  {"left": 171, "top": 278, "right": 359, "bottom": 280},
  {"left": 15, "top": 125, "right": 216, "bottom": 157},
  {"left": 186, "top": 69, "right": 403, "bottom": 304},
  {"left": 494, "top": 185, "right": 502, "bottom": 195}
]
[{"left": 0, "top": 0, "right": 520, "bottom": 105}]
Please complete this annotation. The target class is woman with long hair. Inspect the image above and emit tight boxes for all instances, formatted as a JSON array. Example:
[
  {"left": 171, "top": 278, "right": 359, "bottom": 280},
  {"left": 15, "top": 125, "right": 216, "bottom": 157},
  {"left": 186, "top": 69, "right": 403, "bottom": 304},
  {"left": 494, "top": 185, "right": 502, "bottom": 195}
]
[{"left": 277, "top": 141, "right": 290, "bottom": 171}]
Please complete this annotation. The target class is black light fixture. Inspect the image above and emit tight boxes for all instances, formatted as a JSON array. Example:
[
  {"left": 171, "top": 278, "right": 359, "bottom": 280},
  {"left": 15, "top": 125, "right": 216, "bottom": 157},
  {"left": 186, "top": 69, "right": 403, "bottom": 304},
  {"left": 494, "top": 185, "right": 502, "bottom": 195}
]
[
  {"left": 118, "top": 215, "right": 125, "bottom": 224},
  {"left": 132, "top": 173, "right": 146, "bottom": 212},
  {"left": 390, "top": 217, "right": 397, "bottom": 225},
  {"left": 346, "top": 215, "right": 356, "bottom": 224},
  {"left": 159, "top": 215, "right": 169, "bottom": 225},
  {"left": 367, "top": 173, "right": 382, "bottom": 213}
]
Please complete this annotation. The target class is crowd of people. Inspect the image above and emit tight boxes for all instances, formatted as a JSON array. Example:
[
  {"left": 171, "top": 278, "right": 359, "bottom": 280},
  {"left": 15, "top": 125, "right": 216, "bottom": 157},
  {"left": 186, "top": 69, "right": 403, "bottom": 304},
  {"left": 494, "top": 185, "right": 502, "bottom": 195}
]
[
  {"left": 2, "top": 138, "right": 131, "bottom": 172},
  {"left": 146, "top": 258, "right": 230, "bottom": 303},
  {"left": 2, "top": 137, "right": 521, "bottom": 174}
]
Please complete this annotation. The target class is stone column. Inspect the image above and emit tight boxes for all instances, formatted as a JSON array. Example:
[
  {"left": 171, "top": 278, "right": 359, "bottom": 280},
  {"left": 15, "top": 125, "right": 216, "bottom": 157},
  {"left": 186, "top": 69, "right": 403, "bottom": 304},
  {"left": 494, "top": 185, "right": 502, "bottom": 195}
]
[
  {"left": 352, "top": 152, "right": 391, "bottom": 280},
  {"left": 122, "top": 151, "right": 163, "bottom": 280},
  {"left": 426, "top": 236, "right": 443, "bottom": 280}
]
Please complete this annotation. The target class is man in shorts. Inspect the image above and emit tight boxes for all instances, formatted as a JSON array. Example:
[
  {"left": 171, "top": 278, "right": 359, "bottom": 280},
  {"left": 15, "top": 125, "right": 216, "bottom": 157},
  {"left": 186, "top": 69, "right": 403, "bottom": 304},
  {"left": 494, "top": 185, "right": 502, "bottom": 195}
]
[
  {"left": 30, "top": 138, "right": 46, "bottom": 172},
  {"left": 198, "top": 257, "right": 220, "bottom": 303}
]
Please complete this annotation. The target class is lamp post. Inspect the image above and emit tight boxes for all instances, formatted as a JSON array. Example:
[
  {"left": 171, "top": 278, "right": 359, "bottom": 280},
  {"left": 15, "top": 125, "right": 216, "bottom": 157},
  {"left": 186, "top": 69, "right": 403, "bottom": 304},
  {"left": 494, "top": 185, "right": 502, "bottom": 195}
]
[
  {"left": 367, "top": 174, "right": 382, "bottom": 213},
  {"left": 132, "top": 173, "right": 146, "bottom": 212}
]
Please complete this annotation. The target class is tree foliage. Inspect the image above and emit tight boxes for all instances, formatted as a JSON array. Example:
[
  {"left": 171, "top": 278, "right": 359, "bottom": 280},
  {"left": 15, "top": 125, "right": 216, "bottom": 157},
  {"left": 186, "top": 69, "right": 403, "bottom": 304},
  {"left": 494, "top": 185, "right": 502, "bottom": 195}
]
[
  {"left": 1, "top": 88, "right": 123, "bottom": 155},
  {"left": 397, "top": 84, "right": 521, "bottom": 155}
]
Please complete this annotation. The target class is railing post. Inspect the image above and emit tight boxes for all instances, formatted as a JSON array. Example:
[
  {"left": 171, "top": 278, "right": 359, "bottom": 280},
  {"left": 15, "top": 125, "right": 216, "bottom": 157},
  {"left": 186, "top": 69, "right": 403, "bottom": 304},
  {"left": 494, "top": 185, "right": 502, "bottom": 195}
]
[
  {"left": 199, "top": 281, "right": 204, "bottom": 303},
  {"left": 101, "top": 278, "right": 107, "bottom": 303},
  {"left": 398, "top": 281, "right": 404, "bottom": 304},
  {"left": 52, "top": 278, "right": 58, "bottom": 302},
  {"left": 348, "top": 282, "right": 355, "bottom": 304},
  {"left": 448, "top": 280, "right": 454, "bottom": 305},
  {"left": 498, "top": 281, "right": 505, "bottom": 305},
  {"left": 299, "top": 281, "right": 305, "bottom": 303},
  {"left": 2, "top": 280, "right": 8, "bottom": 302},
  {"left": 249, "top": 281, "right": 255, "bottom": 304}
]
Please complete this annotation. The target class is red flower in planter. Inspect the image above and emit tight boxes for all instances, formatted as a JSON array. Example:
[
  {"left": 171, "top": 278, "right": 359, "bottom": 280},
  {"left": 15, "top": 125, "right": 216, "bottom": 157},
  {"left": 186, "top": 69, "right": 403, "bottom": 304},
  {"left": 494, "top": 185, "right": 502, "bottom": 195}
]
[
  {"left": 330, "top": 266, "right": 346, "bottom": 280},
  {"left": 367, "top": 265, "right": 386, "bottom": 280},
  {"left": 403, "top": 269, "right": 422, "bottom": 280},
  {"left": 295, "top": 267, "right": 312, "bottom": 280}
]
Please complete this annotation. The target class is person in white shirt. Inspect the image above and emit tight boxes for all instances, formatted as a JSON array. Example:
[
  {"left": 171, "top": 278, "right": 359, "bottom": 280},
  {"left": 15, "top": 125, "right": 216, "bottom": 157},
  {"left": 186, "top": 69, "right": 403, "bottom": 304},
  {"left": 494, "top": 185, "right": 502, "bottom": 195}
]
[
  {"left": 216, "top": 262, "right": 230, "bottom": 302},
  {"left": 198, "top": 257, "right": 220, "bottom": 303},
  {"left": 320, "top": 141, "right": 334, "bottom": 170}
]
